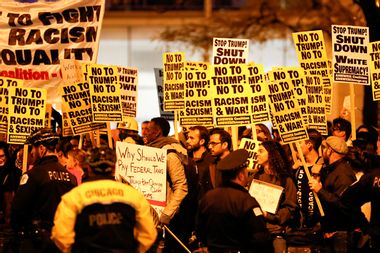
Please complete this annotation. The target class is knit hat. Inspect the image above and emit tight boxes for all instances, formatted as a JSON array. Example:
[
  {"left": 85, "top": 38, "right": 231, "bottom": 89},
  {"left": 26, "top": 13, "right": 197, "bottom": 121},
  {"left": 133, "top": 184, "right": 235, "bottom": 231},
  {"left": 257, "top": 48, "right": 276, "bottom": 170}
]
[{"left": 326, "top": 136, "right": 348, "bottom": 155}]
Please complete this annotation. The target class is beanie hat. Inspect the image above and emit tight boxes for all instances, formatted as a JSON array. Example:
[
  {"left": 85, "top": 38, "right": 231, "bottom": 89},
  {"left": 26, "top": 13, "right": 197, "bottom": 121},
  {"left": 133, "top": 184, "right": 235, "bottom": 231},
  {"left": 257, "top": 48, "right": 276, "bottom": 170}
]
[{"left": 326, "top": 136, "right": 348, "bottom": 155}]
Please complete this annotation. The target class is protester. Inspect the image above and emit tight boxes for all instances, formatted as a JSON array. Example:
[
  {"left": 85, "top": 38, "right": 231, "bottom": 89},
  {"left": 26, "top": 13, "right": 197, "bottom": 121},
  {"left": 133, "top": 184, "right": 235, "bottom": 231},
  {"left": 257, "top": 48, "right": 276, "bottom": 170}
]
[
  {"left": 145, "top": 117, "right": 188, "bottom": 252},
  {"left": 11, "top": 128, "right": 77, "bottom": 253},
  {"left": 118, "top": 117, "right": 144, "bottom": 144},
  {"left": 254, "top": 141, "right": 298, "bottom": 253},
  {"left": 186, "top": 125, "right": 213, "bottom": 199},
  {"left": 293, "top": 129, "right": 323, "bottom": 229},
  {"left": 309, "top": 136, "right": 359, "bottom": 252},
  {"left": 51, "top": 146, "right": 157, "bottom": 253},
  {"left": 206, "top": 128, "right": 232, "bottom": 189},
  {"left": 0, "top": 142, "right": 21, "bottom": 228},
  {"left": 340, "top": 167, "right": 380, "bottom": 253},
  {"left": 332, "top": 117, "right": 352, "bottom": 144},
  {"left": 141, "top": 120, "right": 150, "bottom": 144},
  {"left": 65, "top": 148, "right": 89, "bottom": 185},
  {"left": 196, "top": 149, "right": 273, "bottom": 253}
]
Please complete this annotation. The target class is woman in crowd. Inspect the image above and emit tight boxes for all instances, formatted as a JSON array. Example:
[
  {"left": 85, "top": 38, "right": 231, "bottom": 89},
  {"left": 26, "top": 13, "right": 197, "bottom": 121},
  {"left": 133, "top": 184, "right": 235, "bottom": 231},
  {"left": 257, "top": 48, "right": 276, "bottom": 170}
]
[
  {"left": 66, "top": 148, "right": 89, "bottom": 185},
  {"left": 253, "top": 141, "right": 298, "bottom": 253}
]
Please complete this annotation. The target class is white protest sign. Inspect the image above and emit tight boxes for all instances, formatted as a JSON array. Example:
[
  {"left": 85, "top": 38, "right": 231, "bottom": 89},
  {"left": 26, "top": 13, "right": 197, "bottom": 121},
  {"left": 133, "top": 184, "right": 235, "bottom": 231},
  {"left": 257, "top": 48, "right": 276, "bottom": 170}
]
[
  {"left": 332, "top": 25, "right": 370, "bottom": 85},
  {"left": 115, "top": 142, "right": 167, "bottom": 214},
  {"left": 249, "top": 179, "right": 284, "bottom": 214},
  {"left": 213, "top": 38, "right": 249, "bottom": 65}
]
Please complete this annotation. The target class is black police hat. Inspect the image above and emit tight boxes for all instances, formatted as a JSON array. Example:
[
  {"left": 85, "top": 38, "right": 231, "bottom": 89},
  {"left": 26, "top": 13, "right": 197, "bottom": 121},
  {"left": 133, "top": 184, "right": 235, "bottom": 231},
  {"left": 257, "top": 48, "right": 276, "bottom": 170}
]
[
  {"left": 217, "top": 149, "right": 249, "bottom": 171},
  {"left": 88, "top": 147, "right": 116, "bottom": 175},
  {"left": 26, "top": 128, "right": 60, "bottom": 146}
]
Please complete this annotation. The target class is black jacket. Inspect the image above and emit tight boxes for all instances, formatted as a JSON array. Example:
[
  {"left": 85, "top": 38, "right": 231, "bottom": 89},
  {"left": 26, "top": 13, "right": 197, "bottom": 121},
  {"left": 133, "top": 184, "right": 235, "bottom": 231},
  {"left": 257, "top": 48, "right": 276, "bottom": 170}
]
[
  {"left": 196, "top": 182, "right": 273, "bottom": 253},
  {"left": 11, "top": 155, "right": 77, "bottom": 231}
]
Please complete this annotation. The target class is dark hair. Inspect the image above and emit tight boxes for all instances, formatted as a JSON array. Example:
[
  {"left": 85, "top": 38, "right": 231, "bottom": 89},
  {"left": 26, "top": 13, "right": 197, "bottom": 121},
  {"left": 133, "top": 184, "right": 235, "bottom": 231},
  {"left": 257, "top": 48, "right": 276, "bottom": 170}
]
[
  {"left": 151, "top": 117, "right": 170, "bottom": 137},
  {"left": 260, "top": 141, "right": 292, "bottom": 184},
  {"left": 307, "top": 129, "right": 322, "bottom": 151},
  {"left": 0, "top": 141, "right": 10, "bottom": 161},
  {"left": 209, "top": 128, "right": 232, "bottom": 150},
  {"left": 56, "top": 137, "right": 74, "bottom": 158},
  {"left": 345, "top": 146, "right": 365, "bottom": 173},
  {"left": 189, "top": 125, "right": 210, "bottom": 147},
  {"left": 221, "top": 166, "right": 245, "bottom": 185},
  {"left": 356, "top": 125, "right": 378, "bottom": 152},
  {"left": 333, "top": 117, "right": 352, "bottom": 141}
]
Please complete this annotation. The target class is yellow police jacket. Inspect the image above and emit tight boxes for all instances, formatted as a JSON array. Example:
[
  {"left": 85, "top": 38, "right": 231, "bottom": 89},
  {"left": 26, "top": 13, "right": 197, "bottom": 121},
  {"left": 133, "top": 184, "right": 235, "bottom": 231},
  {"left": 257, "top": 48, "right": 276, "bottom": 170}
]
[{"left": 51, "top": 179, "right": 157, "bottom": 253}]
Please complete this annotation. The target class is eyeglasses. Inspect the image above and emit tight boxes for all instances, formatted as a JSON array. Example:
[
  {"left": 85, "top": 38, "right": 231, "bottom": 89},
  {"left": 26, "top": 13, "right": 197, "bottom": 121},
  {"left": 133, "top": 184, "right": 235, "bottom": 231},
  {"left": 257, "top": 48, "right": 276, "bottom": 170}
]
[{"left": 208, "top": 142, "right": 221, "bottom": 147}]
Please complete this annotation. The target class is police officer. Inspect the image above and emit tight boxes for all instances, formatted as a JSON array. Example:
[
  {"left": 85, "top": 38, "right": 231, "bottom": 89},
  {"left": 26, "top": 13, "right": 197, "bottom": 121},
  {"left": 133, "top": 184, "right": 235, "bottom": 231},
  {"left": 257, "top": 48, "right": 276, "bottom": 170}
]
[
  {"left": 196, "top": 149, "right": 273, "bottom": 253},
  {"left": 340, "top": 168, "right": 380, "bottom": 252},
  {"left": 11, "top": 128, "right": 77, "bottom": 253},
  {"left": 51, "top": 147, "right": 157, "bottom": 253}
]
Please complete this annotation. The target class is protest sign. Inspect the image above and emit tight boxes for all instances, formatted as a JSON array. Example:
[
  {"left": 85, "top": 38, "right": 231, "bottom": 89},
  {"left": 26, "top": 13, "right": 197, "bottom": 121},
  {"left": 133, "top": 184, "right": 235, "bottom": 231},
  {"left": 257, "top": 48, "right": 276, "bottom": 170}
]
[
  {"left": 323, "top": 77, "right": 333, "bottom": 114},
  {"left": 180, "top": 69, "right": 213, "bottom": 126},
  {"left": 211, "top": 64, "right": 252, "bottom": 126},
  {"left": 118, "top": 66, "right": 138, "bottom": 117},
  {"left": 60, "top": 59, "right": 84, "bottom": 84},
  {"left": 61, "top": 81, "right": 106, "bottom": 135},
  {"left": 8, "top": 87, "right": 46, "bottom": 144},
  {"left": 239, "top": 138, "right": 261, "bottom": 170},
  {"left": 62, "top": 107, "right": 74, "bottom": 137},
  {"left": 212, "top": 38, "right": 249, "bottom": 65},
  {"left": 44, "top": 103, "right": 52, "bottom": 128},
  {"left": 85, "top": 64, "right": 123, "bottom": 122},
  {"left": 369, "top": 41, "right": 380, "bottom": 100},
  {"left": 154, "top": 68, "right": 174, "bottom": 121},
  {"left": 0, "top": 77, "right": 22, "bottom": 135},
  {"left": 249, "top": 179, "right": 284, "bottom": 214},
  {"left": 332, "top": 25, "right": 370, "bottom": 85},
  {"left": 0, "top": 0, "right": 105, "bottom": 105},
  {"left": 115, "top": 142, "right": 167, "bottom": 215},
  {"left": 292, "top": 30, "right": 329, "bottom": 77},
  {"left": 163, "top": 52, "right": 185, "bottom": 111},
  {"left": 268, "top": 69, "right": 308, "bottom": 144},
  {"left": 247, "top": 64, "right": 270, "bottom": 123},
  {"left": 305, "top": 75, "right": 327, "bottom": 135},
  {"left": 185, "top": 61, "right": 209, "bottom": 71}
]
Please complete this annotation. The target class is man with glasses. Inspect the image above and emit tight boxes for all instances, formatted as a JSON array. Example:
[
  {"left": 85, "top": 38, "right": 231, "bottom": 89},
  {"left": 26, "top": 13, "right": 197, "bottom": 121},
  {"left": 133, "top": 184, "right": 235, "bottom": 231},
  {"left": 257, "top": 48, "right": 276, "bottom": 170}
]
[{"left": 206, "top": 128, "right": 232, "bottom": 189}]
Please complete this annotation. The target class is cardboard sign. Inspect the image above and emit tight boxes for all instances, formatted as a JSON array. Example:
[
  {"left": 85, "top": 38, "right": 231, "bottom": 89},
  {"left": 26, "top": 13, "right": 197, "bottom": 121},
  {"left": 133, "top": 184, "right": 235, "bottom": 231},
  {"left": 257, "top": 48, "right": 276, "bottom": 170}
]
[
  {"left": 163, "top": 52, "right": 185, "bottom": 111},
  {"left": 8, "top": 87, "right": 46, "bottom": 144},
  {"left": 0, "top": 77, "right": 22, "bottom": 135},
  {"left": 369, "top": 41, "right": 380, "bottom": 100},
  {"left": 60, "top": 59, "right": 83, "bottom": 84},
  {"left": 249, "top": 179, "right": 284, "bottom": 214},
  {"left": 180, "top": 69, "right": 213, "bottom": 126},
  {"left": 118, "top": 66, "right": 138, "bottom": 117},
  {"left": 211, "top": 64, "right": 252, "bottom": 126},
  {"left": 292, "top": 30, "right": 329, "bottom": 78},
  {"left": 61, "top": 82, "right": 106, "bottom": 135},
  {"left": 239, "top": 138, "right": 261, "bottom": 170},
  {"left": 332, "top": 25, "right": 370, "bottom": 85},
  {"left": 0, "top": 0, "right": 105, "bottom": 105},
  {"left": 212, "top": 38, "right": 249, "bottom": 65},
  {"left": 154, "top": 68, "right": 174, "bottom": 121},
  {"left": 323, "top": 77, "right": 333, "bottom": 114},
  {"left": 85, "top": 64, "right": 123, "bottom": 122},
  {"left": 247, "top": 64, "right": 270, "bottom": 123},
  {"left": 305, "top": 75, "right": 327, "bottom": 135},
  {"left": 115, "top": 142, "right": 167, "bottom": 215},
  {"left": 268, "top": 69, "right": 309, "bottom": 144}
]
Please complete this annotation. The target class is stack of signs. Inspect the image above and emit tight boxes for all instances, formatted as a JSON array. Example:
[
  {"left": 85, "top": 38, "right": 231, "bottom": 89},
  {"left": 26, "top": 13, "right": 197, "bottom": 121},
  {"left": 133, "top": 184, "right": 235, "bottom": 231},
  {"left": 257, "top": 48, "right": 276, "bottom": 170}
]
[{"left": 305, "top": 75, "right": 327, "bottom": 135}]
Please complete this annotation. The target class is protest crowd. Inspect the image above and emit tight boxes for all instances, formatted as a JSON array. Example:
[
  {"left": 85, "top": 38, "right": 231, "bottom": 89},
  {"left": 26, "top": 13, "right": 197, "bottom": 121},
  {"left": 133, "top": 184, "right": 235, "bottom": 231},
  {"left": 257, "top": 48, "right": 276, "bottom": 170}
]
[{"left": 0, "top": 114, "right": 380, "bottom": 253}]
